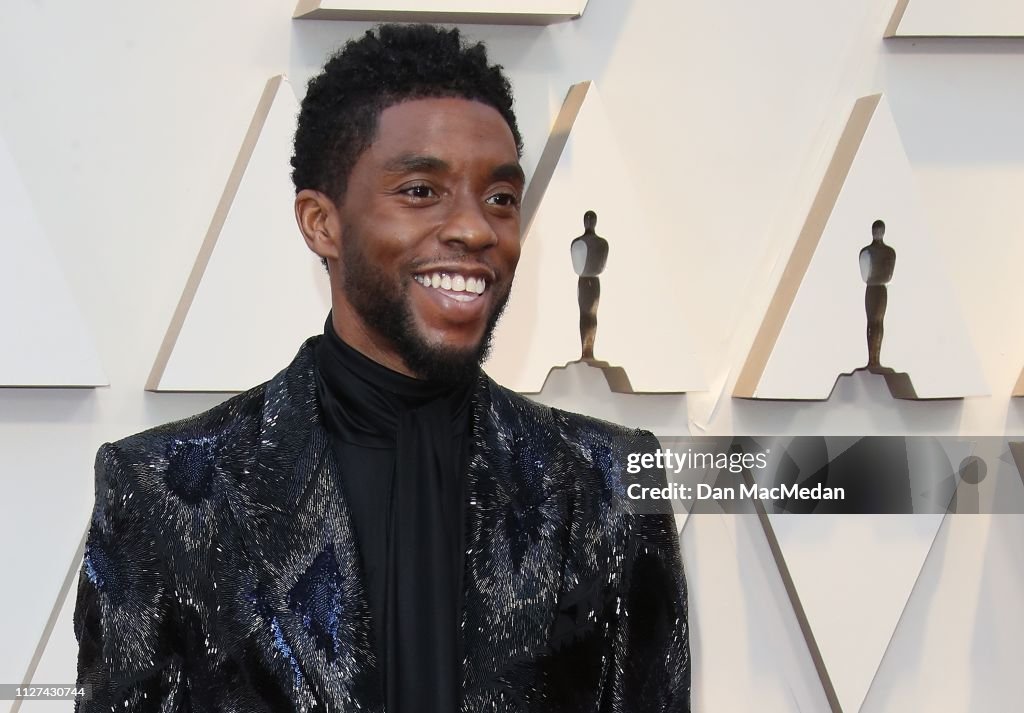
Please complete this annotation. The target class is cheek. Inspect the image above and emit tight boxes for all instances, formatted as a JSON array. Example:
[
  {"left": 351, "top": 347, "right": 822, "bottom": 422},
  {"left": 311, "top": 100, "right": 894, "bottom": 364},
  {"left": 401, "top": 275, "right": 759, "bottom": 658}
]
[
  {"left": 498, "top": 231, "right": 522, "bottom": 272},
  {"left": 353, "top": 224, "right": 415, "bottom": 270}
]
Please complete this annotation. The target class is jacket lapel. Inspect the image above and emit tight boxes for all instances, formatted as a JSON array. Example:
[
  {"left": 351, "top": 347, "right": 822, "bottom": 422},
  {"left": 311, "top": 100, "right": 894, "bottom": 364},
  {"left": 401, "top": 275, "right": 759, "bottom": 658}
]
[
  {"left": 460, "top": 377, "right": 576, "bottom": 695},
  {"left": 225, "top": 337, "right": 383, "bottom": 710}
]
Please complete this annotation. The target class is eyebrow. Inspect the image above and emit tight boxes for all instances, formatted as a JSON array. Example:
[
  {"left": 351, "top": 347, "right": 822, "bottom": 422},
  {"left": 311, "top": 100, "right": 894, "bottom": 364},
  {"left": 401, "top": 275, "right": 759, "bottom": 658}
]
[
  {"left": 382, "top": 154, "right": 449, "bottom": 174},
  {"left": 382, "top": 153, "right": 525, "bottom": 187},
  {"left": 492, "top": 162, "right": 526, "bottom": 187}
]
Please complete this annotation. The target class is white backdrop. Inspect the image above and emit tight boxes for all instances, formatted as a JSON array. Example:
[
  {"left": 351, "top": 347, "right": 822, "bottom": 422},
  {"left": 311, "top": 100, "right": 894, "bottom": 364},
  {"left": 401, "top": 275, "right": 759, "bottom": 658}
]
[{"left": 1, "top": 1, "right": 1023, "bottom": 711}]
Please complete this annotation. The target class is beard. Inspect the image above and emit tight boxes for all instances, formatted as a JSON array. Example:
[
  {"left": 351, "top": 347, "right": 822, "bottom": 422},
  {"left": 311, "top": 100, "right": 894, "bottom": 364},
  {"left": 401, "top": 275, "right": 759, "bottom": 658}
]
[{"left": 339, "top": 231, "right": 511, "bottom": 385}]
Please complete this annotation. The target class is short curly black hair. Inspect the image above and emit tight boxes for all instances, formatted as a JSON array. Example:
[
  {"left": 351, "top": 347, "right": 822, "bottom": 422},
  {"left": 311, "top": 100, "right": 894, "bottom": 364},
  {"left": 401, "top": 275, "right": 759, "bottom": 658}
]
[{"left": 291, "top": 24, "right": 523, "bottom": 202}]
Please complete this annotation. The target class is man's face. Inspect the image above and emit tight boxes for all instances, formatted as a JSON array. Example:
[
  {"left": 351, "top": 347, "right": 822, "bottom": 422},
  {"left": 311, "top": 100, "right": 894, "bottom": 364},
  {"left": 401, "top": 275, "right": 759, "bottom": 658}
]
[{"left": 327, "top": 97, "right": 523, "bottom": 382}]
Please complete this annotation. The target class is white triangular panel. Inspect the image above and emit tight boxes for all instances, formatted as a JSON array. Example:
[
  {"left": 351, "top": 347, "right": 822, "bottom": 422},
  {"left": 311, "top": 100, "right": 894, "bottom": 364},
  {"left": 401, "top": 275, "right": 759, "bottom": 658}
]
[
  {"left": 769, "top": 513, "right": 944, "bottom": 713},
  {"left": 861, "top": 515, "right": 1024, "bottom": 711},
  {"left": 749, "top": 438, "right": 973, "bottom": 712},
  {"left": 488, "top": 82, "right": 705, "bottom": 393},
  {"left": 681, "top": 512, "right": 832, "bottom": 713},
  {"left": 0, "top": 134, "right": 106, "bottom": 387},
  {"left": 149, "top": 76, "right": 330, "bottom": 392},
  {"left": 738, "top": 94, "right": 986, "bottom": 400},
  {"left": 887, "top": 0, "right": 1024, "bottom": 37},
  {"left": 293, "top": 0, "right": 588, "bottom": 24}
]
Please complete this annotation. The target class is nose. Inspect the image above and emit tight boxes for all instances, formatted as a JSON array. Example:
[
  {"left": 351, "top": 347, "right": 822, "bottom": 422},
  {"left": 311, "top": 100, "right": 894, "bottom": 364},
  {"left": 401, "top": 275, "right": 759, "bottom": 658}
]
[{"left": 439, "top": 192, "right": 498, "bottom": 251}]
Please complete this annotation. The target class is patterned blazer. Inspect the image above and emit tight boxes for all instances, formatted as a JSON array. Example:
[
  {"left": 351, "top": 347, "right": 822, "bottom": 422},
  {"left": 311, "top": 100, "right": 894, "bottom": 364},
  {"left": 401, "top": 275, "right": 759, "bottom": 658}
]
[{"left": 74, "top": 337, "right": 690, "bottom": 712}]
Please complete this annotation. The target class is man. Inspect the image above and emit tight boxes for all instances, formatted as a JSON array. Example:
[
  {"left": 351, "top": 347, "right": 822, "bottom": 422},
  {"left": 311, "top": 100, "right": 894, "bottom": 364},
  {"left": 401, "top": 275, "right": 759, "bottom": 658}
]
[{"left": 74, "top": 24, "right": 690, "bottom": 712}]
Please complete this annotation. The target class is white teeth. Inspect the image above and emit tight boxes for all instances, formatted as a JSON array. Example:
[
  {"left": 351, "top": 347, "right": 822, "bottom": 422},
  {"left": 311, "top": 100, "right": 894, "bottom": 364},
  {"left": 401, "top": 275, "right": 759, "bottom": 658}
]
[{"left": 415, "top": 272, "right": 488, "bottom": 295}]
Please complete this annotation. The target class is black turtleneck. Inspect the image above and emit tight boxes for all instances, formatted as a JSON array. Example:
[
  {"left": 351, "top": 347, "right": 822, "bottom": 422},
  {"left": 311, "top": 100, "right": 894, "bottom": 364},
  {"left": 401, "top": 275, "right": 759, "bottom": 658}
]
[{"left": 313, "top": 315, "right": 472, "bottom": 712}]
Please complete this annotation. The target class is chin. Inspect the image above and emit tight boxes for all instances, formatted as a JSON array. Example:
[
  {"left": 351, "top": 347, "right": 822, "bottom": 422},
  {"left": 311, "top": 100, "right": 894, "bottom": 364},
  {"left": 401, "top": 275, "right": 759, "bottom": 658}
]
[
  {"left": 420, "top": 327, "right": 485, "bottom": 355},
  {"left": 406, "top": 329, "right": 492, "bottom": 384}
]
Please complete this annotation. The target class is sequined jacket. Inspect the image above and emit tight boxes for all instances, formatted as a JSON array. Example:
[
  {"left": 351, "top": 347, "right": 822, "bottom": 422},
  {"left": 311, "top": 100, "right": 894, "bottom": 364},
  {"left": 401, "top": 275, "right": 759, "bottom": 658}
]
[{"left": 74, "top": 337, "right": 690, "bottom": 712}]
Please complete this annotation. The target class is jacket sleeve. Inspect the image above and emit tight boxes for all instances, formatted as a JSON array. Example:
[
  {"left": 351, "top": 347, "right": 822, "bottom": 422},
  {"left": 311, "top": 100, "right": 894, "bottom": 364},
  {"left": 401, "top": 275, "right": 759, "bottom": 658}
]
[
  {"left": 74, "top": 443, "right": 188, "bottom": 712},
  {"left": 605, "top": 431, "right": 691, "bottom": 712}
]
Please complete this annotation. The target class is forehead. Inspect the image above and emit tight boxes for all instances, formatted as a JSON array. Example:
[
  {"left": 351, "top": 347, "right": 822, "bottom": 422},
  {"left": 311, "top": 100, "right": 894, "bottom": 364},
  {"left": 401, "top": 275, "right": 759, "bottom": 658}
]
[{"left": 365, "top": 97, "right": 520, "bottom": 167}]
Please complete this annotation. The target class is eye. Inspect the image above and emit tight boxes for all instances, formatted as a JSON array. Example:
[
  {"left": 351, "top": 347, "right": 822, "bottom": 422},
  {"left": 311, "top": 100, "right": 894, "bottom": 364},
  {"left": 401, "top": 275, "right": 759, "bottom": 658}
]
[
  {"left": 400, "top": 184, "right": 437, "bottom": 200},
  {"left": 486, "top": 191, "right": 520, "bottom": 208}
]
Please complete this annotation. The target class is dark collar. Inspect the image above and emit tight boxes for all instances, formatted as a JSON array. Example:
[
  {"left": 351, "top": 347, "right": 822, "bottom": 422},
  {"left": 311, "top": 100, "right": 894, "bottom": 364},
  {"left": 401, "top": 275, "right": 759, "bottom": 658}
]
[{"left": 313, "top": 318, "right": 474, "bottom": 447}]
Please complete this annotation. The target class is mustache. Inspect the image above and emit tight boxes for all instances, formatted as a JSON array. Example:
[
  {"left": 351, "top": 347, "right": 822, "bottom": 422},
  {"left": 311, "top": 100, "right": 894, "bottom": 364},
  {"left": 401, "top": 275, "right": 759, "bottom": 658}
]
[{"left": 408, "top": 255, "right": 501, "bottom": 282}]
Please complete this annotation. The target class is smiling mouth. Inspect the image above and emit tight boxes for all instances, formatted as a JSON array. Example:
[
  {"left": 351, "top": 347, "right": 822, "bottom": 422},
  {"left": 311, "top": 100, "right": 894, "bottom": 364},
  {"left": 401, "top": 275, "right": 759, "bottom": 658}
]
[{"left": 413, "top": 271, "right": 488, "bottom": 302}]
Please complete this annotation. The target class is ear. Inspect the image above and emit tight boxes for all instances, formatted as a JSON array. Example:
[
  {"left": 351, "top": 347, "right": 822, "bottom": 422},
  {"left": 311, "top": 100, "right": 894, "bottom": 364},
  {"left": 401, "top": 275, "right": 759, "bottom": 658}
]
[{"left": 294, "top": 189, "right": 342, "bottom": 262}]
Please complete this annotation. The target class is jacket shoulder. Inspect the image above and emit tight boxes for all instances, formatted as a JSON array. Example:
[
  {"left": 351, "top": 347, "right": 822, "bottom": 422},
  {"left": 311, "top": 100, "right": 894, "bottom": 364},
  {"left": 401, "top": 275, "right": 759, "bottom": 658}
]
[
  {"left": 92, "top": 382, "right": 268, "bottom": 522},
  {"left": 486, "top": 378, "right": 656, "bottom": 444},
  {"left": 108, "top": 382, "right": 267, "bottom": 460}
]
